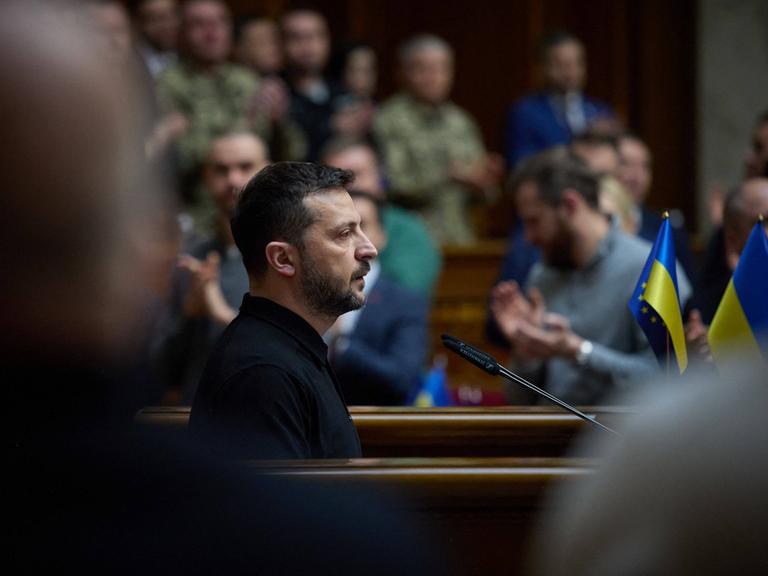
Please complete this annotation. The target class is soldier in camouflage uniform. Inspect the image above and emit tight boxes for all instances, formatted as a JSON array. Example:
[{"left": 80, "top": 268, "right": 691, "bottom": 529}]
[
  {"left": 156, "top": 0, "right": 304, "bottom": 232},
  {"left": 374, "top": 35, "right": 500, "bottom": 245}
]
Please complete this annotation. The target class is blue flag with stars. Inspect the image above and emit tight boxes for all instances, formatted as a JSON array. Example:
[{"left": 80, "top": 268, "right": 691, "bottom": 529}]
[{"left": 628, "top": 215, "right": 688, "bottom": 373}]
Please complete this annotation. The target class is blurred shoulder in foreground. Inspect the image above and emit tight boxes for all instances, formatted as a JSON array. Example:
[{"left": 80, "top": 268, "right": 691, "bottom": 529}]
[{"left": 530, "top": 357, "right": 768, "bottom": 575}]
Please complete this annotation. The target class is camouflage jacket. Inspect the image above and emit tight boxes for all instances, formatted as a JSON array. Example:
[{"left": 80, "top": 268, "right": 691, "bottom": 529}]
[{"left": 373, "top": 92, "right": 486, "bottom": 245}]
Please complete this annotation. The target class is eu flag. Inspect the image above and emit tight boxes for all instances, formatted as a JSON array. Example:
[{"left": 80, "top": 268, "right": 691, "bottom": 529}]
[
  {"left": 708, "top": 219, "right": 768, "bottom": 365},
  {"left": 628, "top": 214, "right": 688, "bottom": 373}
]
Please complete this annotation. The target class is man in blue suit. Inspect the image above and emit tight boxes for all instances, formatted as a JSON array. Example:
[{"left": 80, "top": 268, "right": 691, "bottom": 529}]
[
  {"left": 505, "top": 32, "right": 616, "bottom": 168},
  {"left": 327, "top": 192, "right": 429, "bottom": 405}
]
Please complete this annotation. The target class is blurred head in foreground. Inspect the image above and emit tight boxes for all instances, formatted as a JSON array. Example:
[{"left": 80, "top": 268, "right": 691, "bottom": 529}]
[
  {"left": 0, "top": 0, "right": 172, "bottom": 364},
  {"left": 529, "top": 358, "right": 768, "bottom": 575}
]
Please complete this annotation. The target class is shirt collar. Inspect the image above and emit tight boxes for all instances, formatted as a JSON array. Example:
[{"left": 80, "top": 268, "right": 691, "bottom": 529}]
[
  {"left": 239, "top": 295, "right": 328, "bottom": 365},
  {"left": 583, "top": 219, "right": 620, "bottom": 271}
]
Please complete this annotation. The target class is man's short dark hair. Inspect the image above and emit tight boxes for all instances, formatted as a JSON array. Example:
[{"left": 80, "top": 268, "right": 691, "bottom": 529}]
[
  {"left": 231, "top": 162, "right": 355, "bottom": 277},
  {"left": 510, "top": 149, "right": 600, "bottom": 209},
  {"left": 539, "top": 31, "right": 582, "bottom": 59},
  {"left": 571, "top": 130, "right": 619, "bottom": 153}
]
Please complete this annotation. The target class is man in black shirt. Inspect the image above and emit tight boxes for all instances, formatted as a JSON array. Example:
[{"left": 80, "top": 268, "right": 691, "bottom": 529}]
[{"left": 190, "top": 162, "right": 378, "bottom": 459}]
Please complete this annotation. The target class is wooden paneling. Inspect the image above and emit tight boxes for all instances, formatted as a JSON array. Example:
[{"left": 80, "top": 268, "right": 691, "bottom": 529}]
[{"left": 135, "top": 404, "right": 629, "bottom": 457}]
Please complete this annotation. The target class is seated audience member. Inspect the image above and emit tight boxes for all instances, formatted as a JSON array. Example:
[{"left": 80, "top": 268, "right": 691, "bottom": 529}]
[
  {"left": 154, "top": 131, "right": 268, "bottom": 403},
  {"left": 530, "top": 360, "right": 768, "bottom": 576},
  {"left": 157, "top": 0, "right": 304, "bottom": 229},
  {"left": 374, "top": 34, "right": 503, "bottom": 245},
  {"left": 504, "top": 32, "right": 617, "bottom": 168},
  {"left": 190, "top": 163, "right": 378, "bottom": 459},
  {"left": 280, "top": 9, "right": 368, "bottom": 160},
  {"left": 234, "top": 16, "right": 283, "bottom": 76},
  {"left": 132, "top": 0, "right": 179, "bottom": 77},
  {"left": 618, "top": 132, "right": 696, "bottom": 283},
  {"left": 490, "top": 153, "right": 691, "bottom": 405},
  {"left": 322, "top": 138, "right": 442, "bottom": 296},
  {"left": 686, "top": 178, "right": 768, "bottom": 355},
  {"left": 326, "top": 192, "right": 429, "bottom": 405}
]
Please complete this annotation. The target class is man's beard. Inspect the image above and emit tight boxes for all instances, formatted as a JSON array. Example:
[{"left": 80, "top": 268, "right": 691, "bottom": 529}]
[{"left": 300, "top": 250, "right": 370, "bottom": 319}]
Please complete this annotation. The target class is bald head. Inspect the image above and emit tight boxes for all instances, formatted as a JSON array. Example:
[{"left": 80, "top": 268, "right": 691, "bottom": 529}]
[
  {"left": 0, "top": 1, "right": 169, "bottom": 358},
  {"left": 723, "top": 178, "right": 768, "bottom": 270},
  {"left": 204, "top": 132, "right": 270, "bottom": 215}
]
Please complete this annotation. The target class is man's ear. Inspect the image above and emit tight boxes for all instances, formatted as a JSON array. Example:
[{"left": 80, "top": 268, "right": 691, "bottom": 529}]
[
  {"left": 265, "top": 241, "right": 296, "bottom": 277},
  {"left": 560, "top": 188, "right": 582, "bottom": 215}
]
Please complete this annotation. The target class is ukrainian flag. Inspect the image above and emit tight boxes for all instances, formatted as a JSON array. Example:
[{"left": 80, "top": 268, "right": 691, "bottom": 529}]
[
  {"left": 708, "top": 220, "right": 768, "bottom": 365},
  {"left": 628, "top": 214, "right": 688, "bottom": 373}
]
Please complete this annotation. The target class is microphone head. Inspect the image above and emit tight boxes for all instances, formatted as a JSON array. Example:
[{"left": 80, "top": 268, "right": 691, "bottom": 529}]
[{"left": 440, "top": 334, "right": 500, "bottom": 376}]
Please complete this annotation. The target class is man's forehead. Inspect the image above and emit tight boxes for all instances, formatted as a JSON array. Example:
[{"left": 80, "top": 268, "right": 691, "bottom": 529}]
[{"left": 304, "top": 188, "right": 358, "bottom": 223}]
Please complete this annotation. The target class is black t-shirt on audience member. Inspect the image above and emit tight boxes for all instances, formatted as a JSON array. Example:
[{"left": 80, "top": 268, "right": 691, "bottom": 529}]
[{"left": 190, "top": 294, "right": 361, "bottom": 459}]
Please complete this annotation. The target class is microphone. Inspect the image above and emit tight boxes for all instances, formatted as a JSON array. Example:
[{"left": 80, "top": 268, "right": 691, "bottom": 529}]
[{"left": 441, "top": 334, "right": 619, "bottom": 435}]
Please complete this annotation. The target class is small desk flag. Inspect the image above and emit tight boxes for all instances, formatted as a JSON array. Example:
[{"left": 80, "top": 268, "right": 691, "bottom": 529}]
[
  {"left": 628, "top": 213, "right": 688, "bottom": 373},
  {"left": 708, "top": 219, "right": 768, "bottom": 365}
]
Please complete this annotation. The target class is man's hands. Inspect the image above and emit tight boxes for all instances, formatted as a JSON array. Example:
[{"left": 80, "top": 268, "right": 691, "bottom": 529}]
[
  {"left": 685, "top": 308, "right": 712, "bottom": 362},
  {"left": 491, "top": 281, "right": 583, "bottom": 362},
  {"left": 179, "top": 251, "right": 236, "bottom": 326}
]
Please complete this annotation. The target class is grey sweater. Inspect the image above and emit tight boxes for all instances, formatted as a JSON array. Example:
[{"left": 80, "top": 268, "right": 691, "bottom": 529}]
[{"left": 510, "top": 225, "right": 691, "bottom": 405}]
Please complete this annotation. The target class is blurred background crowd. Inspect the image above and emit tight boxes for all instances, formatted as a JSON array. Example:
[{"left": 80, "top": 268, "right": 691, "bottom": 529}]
[{"left": 35, "top": 0, "right": 768, "bottom": 408}]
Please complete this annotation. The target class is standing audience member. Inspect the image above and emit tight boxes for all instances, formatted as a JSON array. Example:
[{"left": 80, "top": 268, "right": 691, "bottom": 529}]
[
  {"left": 326, "top": 192, "right": 429, "bottom": 406},
  {"left": 157, "top": 0, "right": 303, "bottom": 229},
  {"left": 322, "top": 138, "right": 442, "bottom": 296},
  {"left": 280, "top": 9, "right": 368, "bottom": 160},
  {"left": 132, "top": 0, "right": 179, "bottom": 77},
  {"left": 154, "top": 131, "right": 268, "bottom": 403},
  {"left": 190, "top": 163, "right": 378, "bottom": 459},
  {"left": 505, "top": 32, "right": 617, "bottom": 167},
  {"left": 618, "top": 132, "right": 696, "bottom": 283},
  {"left": 234, "top": 16, "right": 284, "bottom": 76},
  {"left": 327, "top": 41, "right": 379, "bottom": 140},
  {"left": 490, "top": 153, "right": 689, "bottom": 405},
  {"left": 374, "top": 34, "right": 502, "bottom": 245}
]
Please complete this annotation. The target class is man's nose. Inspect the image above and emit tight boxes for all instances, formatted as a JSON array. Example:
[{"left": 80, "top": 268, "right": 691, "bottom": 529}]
[{"left": 356, "top": 231, "right": 378, "bottom": 261}]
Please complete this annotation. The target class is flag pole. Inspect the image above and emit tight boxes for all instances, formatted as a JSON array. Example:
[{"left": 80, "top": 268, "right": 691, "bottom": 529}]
[{"left": 662, "top": 211, "right": 671, "bottom": 377}]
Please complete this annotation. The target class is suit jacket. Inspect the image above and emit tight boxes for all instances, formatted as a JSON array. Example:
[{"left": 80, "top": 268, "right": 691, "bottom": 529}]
[
  {"left": 504, "top": 92, "right": 613, "bottom": 167},
  {"left": 332, "top": 277, "right": 428, "bottom": 405}
]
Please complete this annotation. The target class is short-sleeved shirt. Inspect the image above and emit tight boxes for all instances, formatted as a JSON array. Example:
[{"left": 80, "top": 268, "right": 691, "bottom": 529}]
[{"left": 189, "top": 295, "right": 361, "bottom": 459}]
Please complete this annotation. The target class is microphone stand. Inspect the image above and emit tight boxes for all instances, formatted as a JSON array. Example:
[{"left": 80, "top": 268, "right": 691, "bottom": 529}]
[{"left": 442, "top": 334, "right": 619, "bottom": 436}]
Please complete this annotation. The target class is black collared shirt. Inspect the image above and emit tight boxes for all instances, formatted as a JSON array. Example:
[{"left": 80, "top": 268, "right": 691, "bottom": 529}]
[{"left": 189, "top": 295, "right": 361, "bottom": 459}]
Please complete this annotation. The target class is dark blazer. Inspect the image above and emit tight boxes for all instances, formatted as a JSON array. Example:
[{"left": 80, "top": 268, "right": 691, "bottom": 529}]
[
  {"left": 333, "top": 277, "right": 428, "bottom": 405},
  {"left": 504, "top": 92, "right": 613, "bottom": 167}
]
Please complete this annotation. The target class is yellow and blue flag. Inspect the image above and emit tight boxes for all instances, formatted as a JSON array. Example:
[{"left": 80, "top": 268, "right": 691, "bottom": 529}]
[
  {"left": 628, "top": 214, "right": 688, "bottom": 373},
  {"left": 708, "top": 220, "right": 768, "bottom": 364}
]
